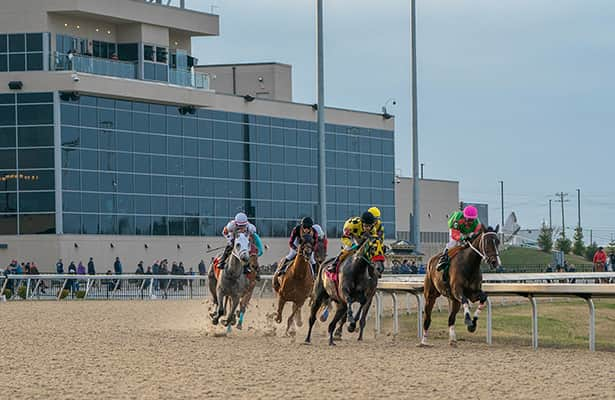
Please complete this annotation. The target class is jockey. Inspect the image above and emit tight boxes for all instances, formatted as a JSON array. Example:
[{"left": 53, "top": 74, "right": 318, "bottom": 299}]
[
  {"left": 218, "top": 212, "right": 257, "bottom": 273},
  {"left": 275, "top": 216, "right": 319, "bottom": 277},
  {"left": 313, "top": 224, "right": 328, "bottom": 258},
  {"left": 368, "top": 206, "right": 385, "bottom": 241},
  {"left": 437, "top": 205, "right": 482, "bottom": 275},
  {"left": 326, "top": 211, "right": 377, "bottom": 272}
]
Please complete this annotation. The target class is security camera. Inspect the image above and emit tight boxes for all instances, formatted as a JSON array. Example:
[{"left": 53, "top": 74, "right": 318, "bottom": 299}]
[
  {"left": 392, "top": 100, "right": 396, "bottom": 105},
  {"left": 71, "top": 73, "right": 80, "bottom": 82},
  {"left": 257, "top": 76, "right": 264, "bottom": 82}
]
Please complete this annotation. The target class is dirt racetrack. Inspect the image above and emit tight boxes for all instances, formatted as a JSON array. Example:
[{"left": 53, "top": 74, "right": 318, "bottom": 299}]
[{"left": 1, "top": 299, "right": 614, "bottom": 400}]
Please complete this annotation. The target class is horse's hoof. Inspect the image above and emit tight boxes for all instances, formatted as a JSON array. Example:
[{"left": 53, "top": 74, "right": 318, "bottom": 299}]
[
  {"left": 347, "top": 323, "right": 356, "bottom": 333},
  {"left": 221, "top": 319, "right": 228, "bottom": 327},
  {"left": 467, "top": 323, "right": 477, "bottom": 333},
  {"left": 449, "top": 340, "right": 458, "bottom": 347},
  {"left": 416, "top": 342, "right": 433, "bottom": 348},
  {"left": 236, "top": 323, "right": 243, "bottom": 330},
  {"left": 302, "top": 340, "right": 311, "bottom": 345},
  {"left": 329, "top": 340, "right": 336, "bottom": 346},
  {"left": 275, "top": 317, "right": 282, "bottom": 324},
  {"left": 464, "top": 314, "right": 473, "bottom": 327},
  {"left": 296, "top": 320, "right": 303, "bottom": 328},
  {"left": 334, "top": 331, "right": 343, "bottom": 339},
  {"left": 211, "top": 319, "right": 219, "bottom": 326}
]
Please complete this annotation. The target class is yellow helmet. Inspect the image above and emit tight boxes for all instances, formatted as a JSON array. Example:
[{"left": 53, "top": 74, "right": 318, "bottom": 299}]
[{"left": 368, "top": 207, "right": 381, "bottom": 219}]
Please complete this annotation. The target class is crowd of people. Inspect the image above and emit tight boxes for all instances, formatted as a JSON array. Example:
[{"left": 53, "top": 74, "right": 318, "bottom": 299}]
[{"left": 390, "top": 259, "right": 422, "bottom": 274}]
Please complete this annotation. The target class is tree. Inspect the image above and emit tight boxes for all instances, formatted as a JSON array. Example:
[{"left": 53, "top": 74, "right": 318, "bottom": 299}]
[
  {"left": 555, "top": 231, "right": 572, "bottom": 254},
  {"left": 572, "top": 226, "right": 585, "bottom": 256},
  {"left": 585, "top": 242, "right": 598, "bottom": 262},
  {"left": 537, "top": 222, "right": 553, "bottom": 253}
]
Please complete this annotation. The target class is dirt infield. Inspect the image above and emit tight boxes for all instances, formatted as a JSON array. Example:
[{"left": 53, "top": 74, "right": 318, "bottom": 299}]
[{"left": 1, "top": 299, "right": 614, "bottom": 400}]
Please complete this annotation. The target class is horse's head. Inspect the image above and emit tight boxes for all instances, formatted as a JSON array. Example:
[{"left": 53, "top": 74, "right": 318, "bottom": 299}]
[
  {"left": 357, "top": 235, "right": 385, "bottom": 277},
  {"left": 233, "top": 232, "right": 251, "bottom": 263},
  {"left": 299, "top": 233, "right": 314, "bottom": 260},
  {"left": 478, "top": 225, "right": 501, "bottom": 269}
]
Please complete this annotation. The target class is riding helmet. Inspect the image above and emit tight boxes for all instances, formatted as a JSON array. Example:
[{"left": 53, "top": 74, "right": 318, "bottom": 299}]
[
  {"left": 368, "top": 207, "right": 381, "bottom": 219},
  {"left": 234, "top": 212, "right": 248, "bottom": 226},
  {"left": 301, "top": 216, "right": 314, "bottom": 228},
  {"left": 361, "top": 211, "right": 376, "bottom": 225}
]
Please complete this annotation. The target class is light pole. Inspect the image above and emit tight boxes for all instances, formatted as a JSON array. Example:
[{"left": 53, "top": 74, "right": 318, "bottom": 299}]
[
  {"left": 410, "top": 0, "right": 420, "bottom": 253},
  {"left": 499, "top": 180, "right": 504, "bottom": 229},
  {"left": 576, "top": 188, "right": 581, "bottom": 228},
  {"left": 316, "top": 0, "right": 327, "bottom": 232}
]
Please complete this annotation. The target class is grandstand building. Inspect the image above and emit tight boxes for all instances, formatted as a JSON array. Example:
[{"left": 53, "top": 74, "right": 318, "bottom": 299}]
[{"left": 0, "top": 0, "right": 395, "bottom": 269}]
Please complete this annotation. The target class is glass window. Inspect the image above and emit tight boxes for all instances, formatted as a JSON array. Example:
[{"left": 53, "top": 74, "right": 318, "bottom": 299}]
[
  {"left": 62, "top": 213, "right": 80, "bottom": 234},
  {"left": 135, "top": 216, "right": 151, "bottom": 235},
  {"left": 150, "top": 135, "right": 166, "bottom": 154},
  {"left": 63, "top": 191, "right": 80, "bottom": 212},
  {"left": 18, "top": 126, "right": 53, "bottom": 147},
  {"left": 99, "top": 215, "right": 117, "bottom": 234},
  {"left": 151, "top": 156, "right": 166, "bottom": 174},
  {"left": 197, "top": 119, "right": 213, "bottom": 139},
  {"left": 144, "top": 62, "right": 155, "bottom": 80},
  {"left": 79, "top": 128, "right": 97, "bottom": 149},
  {"left": 183, "top": 117, "right": 197, "bottom": 137},
  {"left": 19, "top": 170, "right": 53, "bottom": 190},
  {"left": 19, "top": 191, "right": 54, "bottom": 212},
  {"left": 168, "top": 136, "right": 182, "bottom": 155},
  {"left": 0, "top": 105, "right": 16, "bottom": 126},
  {"left": 183, "top": 158, "right": 198, "bottom": 177},
  {"left": 184, "top": 197, "right": 198, "bottom": 216},
  {"left": 167, "top": 116, "right": 181, "bottom": 135},
  {"left": 0, "top": 128, "right": 15, "bottom": 148},
  {"left": 8, "top": 34, "right": 25, "bottom": 52},
  {"left": 99, "top": 172, "right": 117, "bottom": 192},
  {"left": 199, "top": 217, "right": 214, "bottom": 236},
  {"left": 19, "top": 214, "right": 54, "bottom": 234},
  {"left": 149, "top": 113, "right": 165, "bottom": 134},
  {"left": 82, "top": 193, "right": 99, "bottom": 213},
  {"left": 99, "top": 194, "right": 114, "bottom": 213},
  {"left": 152, "top": 216, "right": 168, "bottom": 235},
  {"left": 183, "top": 138, "right": 198, "bottom": 157},
  {"left": 19, "top": 149, "right": 53, "bottom": 169},
  {"left": 81, "top": 171, "right": 98, "bottom": 191},
  {"left": 99, "top": 151, "right": 116, "bottom": 171},
  {"left": 8, "top": 54, "right": 25, "bottom": 71},
  {"left": 61, "top": 148, "right": 77, "bottom": 170},
  {"left": 133, "top": 113, "right": 148, "bottom": 132},
  {"left": 18, "top": 93, "right": 52, "bottom": 104},
  {"left": 26, "top": 53, "right": 43, "bottom": 71},
  {"left": 169, "top": 218, "right": 184, "bottom": 235},
  {"left": 0, "top": 55, "right": 6, "bottom": 72},
  {"left": 151, "top": 196, "right": 167, "bottom": 215},
  {"left": 199, "top": 197, "right": 213, "bottom": 216},
  {"left": 26, "top": 33, "right": 43, "bottom": 52},
  {"left": 117, "top": 173, "right": 133, "bottom": 193},
  {"left": 134, "top": 174, "right": 151, "bottom": 194},
  {"left": 134, "top": 195, "right": 150, "bottom": 214},
  {"left": 117, "top": 195, "right": 134, "bottom": 214},
  {"left": 0, "top": 192, "right": 17, "bottom": 213},
  {"left": 198, "top": 139, "right": 212, "bottom": 158},
  {"left": 134, "top": 154, "right": 150, "bottom": 174},
  {"left": 61, "top": 126, "right": 79, "bottom": 147},
  {"left": 0, "top": 214, "right": 17, "bottom": 234},
  {"left": 185, "top": 217, "right": 199, "bottom": 236},
  {"left": 81, "top": 214, "right": 98, "bottom": 235},
  {"left": 79, "top": 149, "right": 97, "bottom": 170},
  {"left": 0, "top": 35, "right": 6, "bottom": 53},
  {"left": 117, "top": 152, "right": 133, "bottom": 172}
]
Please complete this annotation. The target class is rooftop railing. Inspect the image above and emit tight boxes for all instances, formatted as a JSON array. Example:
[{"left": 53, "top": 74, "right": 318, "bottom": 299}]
[{"left": 55, "top": 52, "right": 137, "bottom": 79}]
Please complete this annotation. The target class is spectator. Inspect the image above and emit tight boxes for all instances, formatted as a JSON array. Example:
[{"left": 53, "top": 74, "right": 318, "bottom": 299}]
[
  {"left": 418, "top": 264, "right": 426, "bottom": 274},
  {"left": 113, "top": 257, "right": 123, "bottom": 275},
  {"left": 29, "top": 262, "right": 46, "bottom": 294},
  {"left": 409, "top": 260, "right": 418, "bottom": 274},
  {"left": 145, "top": 266, "right": 152, "bottom": 275},
  {"left": 56, "top": 259, "right": 64, "bottom": 274},
  {"left": 24, "top": 262, "right": 31, "bottom": 274},
  {"left": 566, "top": 263, "right": 576, "bottom": 284},
  {"left": 198, "top": 259, "right": 206, "bottom": 276},
  {"left": 87, "top": 257, "right": 96, "bottom": 275},
  {"left": 68, "top": 262, "right": 77, "bottom": 274},
  {"left": 152, "top": 260, "right": 160, "bottom": 290},
  {"left": 136, "top": 261, "right": 145, "bottom": 275},
  {"left": 68, "top": 261, "right": 77, "bottom": 293},
  {"left": 110, "top": 53, "right": 119, "bottom": 60},
  {"left": 399, "top": 262, "right": 411, "bottom": 274},
  {"left": 14, "top": 262, "right": 23, "bottom": 275},
  {"left": 391, "top": 260, "right": 400, "bottom": 274},
  {"left": 3, "top": 263, "right": 14, "bottom": 292},
  {"left": 593, "top": 247, "right": 608, "bottom": 283},
  {"left": 178, "top": 262, "right": 186, "bottom": 290},
  {"left": 608, "top": 252, "right": 615, "bottom": 272},
  {"left": 77, "top": 261, "right": 86, "bottom": 275}
]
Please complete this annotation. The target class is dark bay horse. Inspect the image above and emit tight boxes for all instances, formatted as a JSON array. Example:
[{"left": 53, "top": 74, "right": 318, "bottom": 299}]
[
  {"left": 420, "top": 226, "right": 501, "bottom": 346},
  {"left": 208, "top": 232, "right": 251, "bottom": 327},
  {"left": 305, "top": 236, "right": 385, "bottom": 345},
  {"left": 273, "top": 234, "right": 315, "bottom": 335}
]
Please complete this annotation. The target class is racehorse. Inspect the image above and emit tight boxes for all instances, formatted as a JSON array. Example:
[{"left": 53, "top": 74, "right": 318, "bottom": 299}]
[
  {"left": 420, "top": 225, "right": 501, "bottom": 347},
  {"left": 273, "top": 234, "right": 315, "bottom": 335},
  {"left": 305, "top": 235, "right": 385, "bottom": 345},
  {"left": 208, "top": 231, "right": 251, "bottom": 327}
]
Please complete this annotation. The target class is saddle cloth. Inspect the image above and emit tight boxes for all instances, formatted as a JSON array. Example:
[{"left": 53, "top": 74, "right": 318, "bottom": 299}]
[{"left": 212, "top": 257, "right": 222, "bottom": 280}]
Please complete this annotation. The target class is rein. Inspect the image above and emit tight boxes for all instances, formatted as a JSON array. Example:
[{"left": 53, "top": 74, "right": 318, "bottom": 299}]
[{"left": 467, "top": 232, "right": 500, "bottom": 265}]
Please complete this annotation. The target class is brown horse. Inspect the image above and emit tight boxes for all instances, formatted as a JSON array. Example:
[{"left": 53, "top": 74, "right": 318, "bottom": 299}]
[
  {"left": 305, "top": 235, "right": 385, "bottom": 345},
  {"left": 420, "top": 225, "right": 501, "bottom": 347},
  {"left": 273, "top": 234, "right": 315, "bottom": 335}
]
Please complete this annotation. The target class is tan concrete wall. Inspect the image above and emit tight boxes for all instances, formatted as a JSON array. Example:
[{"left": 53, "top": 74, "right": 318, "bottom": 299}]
[
  {"left": 395, "top": 177, "right": 459, "bottom": 234},
  {"left": 48, "top": 14, "right": 119, "bottom": 45},
  {"left": 197, "top": 64, "right": 292, "bottom": 102},
  {"left": 0, "top": 235, "right": 347, "bottom": 273},
  {"left": 0, "top": 0, "right": 219, "bottom": 37},
  {"left": 0, "top": 71, "right": 394, "bottom": 131},
  {"left": 116, "top": 23, "right": 142, "bottom": 43},
  {"left": 141, "top": 24, "right": 169, "bottom": 47},
  {"left": 168, "top": 30, "right": 193, "bottom": 55}
]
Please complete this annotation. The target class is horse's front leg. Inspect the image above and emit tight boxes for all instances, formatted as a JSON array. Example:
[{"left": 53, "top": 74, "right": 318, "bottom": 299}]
[
  {"left": 467, "top": 291, "right": 487, "bottom": 333},
  {"left": 460, "top": 295, "right": 474, "bottom": 332},
  {"left": 357, "top": 295, "right": 374, "bottom": 341},
  {"left": 447, "top": 298, "right": 461, "bottom": 346},
  {"left": 223, "top": 294, "right": 240, "bottom": 327}
]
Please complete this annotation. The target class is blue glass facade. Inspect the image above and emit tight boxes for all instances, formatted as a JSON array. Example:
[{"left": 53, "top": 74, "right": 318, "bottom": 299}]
[
  {"left": 0, "top": 92, "right": 393, "bottom": 238},
  {"left": 0, "top": 92, "right": 55, "bottom": 234},
  {"left": 0, "top": 33, "right": 48, "bottom": 72}
]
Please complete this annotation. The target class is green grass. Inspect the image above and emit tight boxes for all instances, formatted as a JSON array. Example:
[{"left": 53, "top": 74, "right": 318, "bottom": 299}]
[
  {"left": 500, "top": 247, "right": 589, "bottom": 267},
  {"left": 385, "top": 299, "right": 615, "bottom": 351}
]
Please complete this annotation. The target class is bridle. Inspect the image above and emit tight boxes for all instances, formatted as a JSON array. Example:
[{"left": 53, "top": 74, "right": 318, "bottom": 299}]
[{"left": 467, "top": 231, "right": 501, "bottom": 267}]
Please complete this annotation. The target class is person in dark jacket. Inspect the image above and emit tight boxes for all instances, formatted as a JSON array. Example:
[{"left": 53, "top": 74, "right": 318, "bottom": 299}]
[
  {"left": 87, "top": 258, "right": 96, "bottom": 275},
  {"left": 56, "top": 259, "right": 64, "bottom": 274},
  {"left": 113, "top": 257, "right": 122, "bottom": 289}
]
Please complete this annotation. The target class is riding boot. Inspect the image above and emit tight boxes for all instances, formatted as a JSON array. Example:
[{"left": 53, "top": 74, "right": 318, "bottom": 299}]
[
  {"left": 277, "top": 259, "right": 290, "bottom": 277},
  {"left": 254, "top": 264, "right": 261, "bottom": 281},
  {"left": 436, "top": 249, "right": 450, "bottom": 271},
  {"left": 218, "top": 244, "right": 233, "bottom": 269},
  {"left": 310, "top": 263, "right": 317, "bottom": 277},
  {"left": 326, "top": 257, "right": 339, "bottom": 273}
]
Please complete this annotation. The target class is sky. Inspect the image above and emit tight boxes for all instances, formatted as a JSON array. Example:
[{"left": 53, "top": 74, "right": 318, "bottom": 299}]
[{"left": 188, "top": 0, "right": 615, "bottom": 243}]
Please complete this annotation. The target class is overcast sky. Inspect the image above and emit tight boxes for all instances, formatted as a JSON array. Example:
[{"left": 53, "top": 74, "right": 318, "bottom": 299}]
[{"left": 190, "top": 0, "right": 615, "bottom": 243}]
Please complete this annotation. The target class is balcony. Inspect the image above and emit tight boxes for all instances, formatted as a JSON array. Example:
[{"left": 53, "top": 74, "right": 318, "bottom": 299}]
[{"left": 54, "top": 52, "right": 210, "bottom": 90}]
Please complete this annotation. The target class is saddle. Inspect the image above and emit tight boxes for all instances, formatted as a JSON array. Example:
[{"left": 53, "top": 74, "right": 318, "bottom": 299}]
[{"left": 324, "top": 250, "right": 353, "bottom": 285}]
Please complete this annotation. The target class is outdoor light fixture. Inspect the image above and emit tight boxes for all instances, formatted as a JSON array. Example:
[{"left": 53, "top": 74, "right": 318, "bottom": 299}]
[
  {"left": 311, "top": 103, "right": 318, "bottom": 111},
  {"left": 74, "top": 243, "right": 78, "bottom": 248},
  {"left": 144, "top": 244, "right": 149, "bottom": 249},
  {"left": 8, "top": 81, "right": 23, "bottom": 90},
  {"left": 178, "top": 105, "right": 196, "bottom": 115},
  {"left": 177, "top": 244, "right": 181, "bottom": 249},
  {"left": 382, "top": 112, "right": 393, "bottom": 120},
  {"left": 110, "top": 243, "right": 114, "bottom": 248},
  {"left": 243, "top": 94, "right": 255, "bottom": 102},
  {"left": 60, "top": 91, "right": 80, "bottom": 101}
]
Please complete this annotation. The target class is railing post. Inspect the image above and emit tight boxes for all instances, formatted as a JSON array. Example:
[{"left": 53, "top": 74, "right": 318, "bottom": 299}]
[
  {"left": 406, "top": 293, "right": 412, "bottom": 315},
  {"left": 374, "top": 292, "right": 382, "bottom": 335},
  {"left": 57, "top": 279, "right": 67, "bottom": 301},
  {"left": 585, "top": 297, "right": 595, "bottom": 352},
  {"left": 414, "top": 293, "right": 423, "bottom": 339},
  {"left": 391, "top": 292, "right": 399, "bottom": 336},
  {"left": 486, "top": 297, "right": 492, "bottom": 345},
  {"left": 26, "top": 278, "right": 31, "bottom": 300},
  {"left": 84, "top": 279, "right": 92, "bottom": 299},
  {"left": 529, "top": 295, "right": 538, "bottom": 350},
  {"left": 149, "top": 277, "right": 154, "bottom": 299}
]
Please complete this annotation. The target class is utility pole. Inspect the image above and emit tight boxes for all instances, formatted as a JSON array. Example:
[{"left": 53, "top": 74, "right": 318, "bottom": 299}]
[
  {"left": 316, "top": 0, "right": 327, "bottom": 232},
  {"left": 554, "top": 192, "right": 569, "bottom": 238},
  {"left": 576, "top": 188, "right": 581, "bottom": 228},
  {"left": 410, "top": 0, "right": 420, "bottom": 253},
  {"left": 499, "top": 181, "right": 504, "bottom": 229},
  {"left": 548, "top": 199, "right": 552, "bottom": 230}
]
